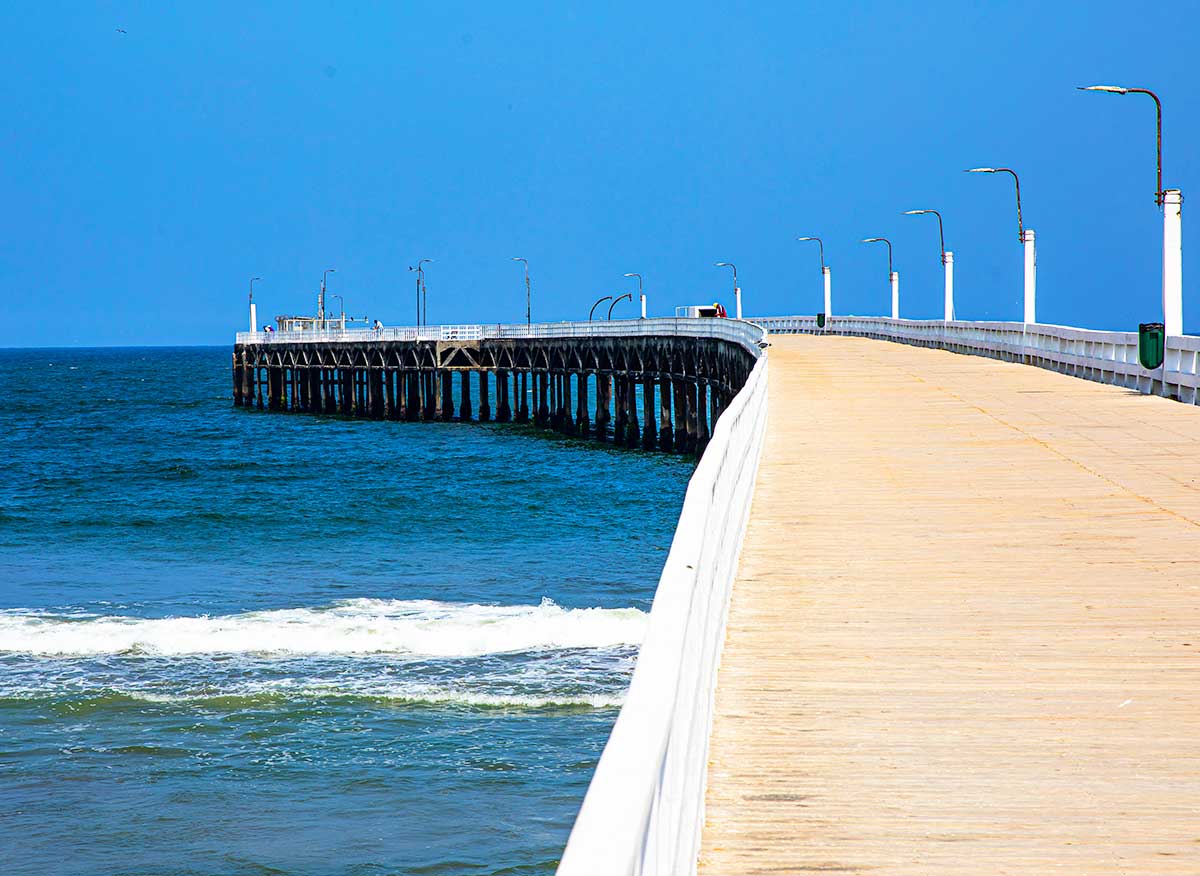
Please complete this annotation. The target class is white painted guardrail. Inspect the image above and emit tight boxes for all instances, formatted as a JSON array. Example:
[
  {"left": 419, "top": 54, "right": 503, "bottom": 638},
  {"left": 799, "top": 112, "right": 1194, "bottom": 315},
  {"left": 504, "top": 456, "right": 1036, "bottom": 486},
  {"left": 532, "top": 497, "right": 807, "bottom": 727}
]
[
  {"left": 751, "top": 315, "right": 1200, "bottom": 406},
  {"left": 556, "top": 337, "right": 769, "bottom": 876},
  {"left": 235, "top": 317, "right": 765, "bottom": 349}
]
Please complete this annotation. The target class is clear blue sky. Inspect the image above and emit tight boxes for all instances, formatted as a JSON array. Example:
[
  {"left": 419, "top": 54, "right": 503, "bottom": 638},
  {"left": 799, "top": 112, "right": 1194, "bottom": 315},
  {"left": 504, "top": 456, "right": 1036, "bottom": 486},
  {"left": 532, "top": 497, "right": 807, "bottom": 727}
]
[{"left": 2, "top": 1, "right": 1198, "bottom": 346}]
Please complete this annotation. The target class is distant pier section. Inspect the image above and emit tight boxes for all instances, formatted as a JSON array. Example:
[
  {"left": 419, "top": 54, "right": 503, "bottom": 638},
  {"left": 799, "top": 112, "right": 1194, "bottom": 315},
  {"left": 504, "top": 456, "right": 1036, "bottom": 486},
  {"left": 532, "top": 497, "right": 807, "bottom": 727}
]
[{"left": 232, "top": 319, "right": 764, "bottom": 456}]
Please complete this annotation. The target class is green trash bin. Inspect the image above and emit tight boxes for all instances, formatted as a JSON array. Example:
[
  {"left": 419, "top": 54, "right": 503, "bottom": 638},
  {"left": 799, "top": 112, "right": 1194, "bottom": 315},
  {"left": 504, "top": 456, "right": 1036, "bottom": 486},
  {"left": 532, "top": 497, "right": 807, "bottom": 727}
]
[
  {"left": 1139, "top": 322, "right": 1165, "bottom": 370},
  {"left": 816, "top": 312, "right": 826, "bottom": 329}
]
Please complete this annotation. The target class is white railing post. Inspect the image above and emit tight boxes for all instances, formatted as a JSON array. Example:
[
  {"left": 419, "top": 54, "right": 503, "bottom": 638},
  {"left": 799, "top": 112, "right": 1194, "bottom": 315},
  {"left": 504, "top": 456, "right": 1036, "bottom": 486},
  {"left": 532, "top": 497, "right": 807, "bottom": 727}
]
[
  {"left": 943, "top": 251, "right": 955, "bottom": 321},
  {"left": 1023, "top": 230, "right": 1036, "bottom": 325},
  {"left": 1163, "top": 189, "right": 1183, "bottom": 337},
  {"left": 823, "top": 266, "right": 832, "bottom": 317},
  {"left": 890, "top": 271, "right": 899, "bottom": 320}
]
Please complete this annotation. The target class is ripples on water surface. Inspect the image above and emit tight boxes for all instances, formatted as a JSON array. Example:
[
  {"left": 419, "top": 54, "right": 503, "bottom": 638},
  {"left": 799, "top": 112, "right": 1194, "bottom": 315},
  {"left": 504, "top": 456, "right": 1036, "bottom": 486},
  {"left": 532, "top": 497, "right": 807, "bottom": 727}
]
[{"left": 0, "top": 347, "right": 692, "bottom": 876}]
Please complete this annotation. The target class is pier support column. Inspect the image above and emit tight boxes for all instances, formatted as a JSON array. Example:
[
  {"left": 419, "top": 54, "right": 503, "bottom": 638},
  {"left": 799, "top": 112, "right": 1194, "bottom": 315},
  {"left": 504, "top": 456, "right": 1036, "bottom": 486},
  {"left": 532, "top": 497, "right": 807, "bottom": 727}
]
[
  {"left": 517, "top": 372, "right": 530, "bottom": 423},
  {"left": 576, "top": 372, "right": 590, "bottom": 436},
  {"left": 388, "top": 369, "right": 402, "bottom": 420},
  {"left": 560, "top": 371, "right": 574, "bottom": 434},
  {"left": 297, "top": 369, "right": 309, "bottom": 412},
  {"left": 268, "top": 368, "right": 284, "bottom": 411},
  {"left": 613, "top": 376, "right": 628, "bottom": 445},
  {"left": 624, "top": 376, "right": 640, "bottom": 449},
  {"left": 549, "top": 372, "right": 560, "bottom": 428},
  {"left": 641, "top": 376, "right": 657, "bottom": 450},
  {"left": 672, "top": 378, "right": 687, "bottom": 451},
  {"left": 536, "top": 372, "right": 550, "bottom": 426},
  {"left": 658, "top": 375, "right": 673, "bottom": 452},
  {"left": 405, "top": 371, "right": 419, "bottom": 421},
  {"left": 481, "top": 370, "right": 494, "bottom": 421},
  {"left": 459, "top": 371, "right": 472, "bottom": 421},
  {"left": 685, "top": 380, "right": 699, "bottom": 454},
  {"left": 436, "top": 371, "right": 451, "bottom": 421},
  {"left": 243, "top": 362, "right": 255, "bottom": 408},
  {"left": 595, "top": 373, "right": 611, "bottom": 441},
  {"left": 421, "top": 372, "right": 435, "bottom": 420},
  {"left": 696, "top": 381, "right": 710, "bottom": 455}
]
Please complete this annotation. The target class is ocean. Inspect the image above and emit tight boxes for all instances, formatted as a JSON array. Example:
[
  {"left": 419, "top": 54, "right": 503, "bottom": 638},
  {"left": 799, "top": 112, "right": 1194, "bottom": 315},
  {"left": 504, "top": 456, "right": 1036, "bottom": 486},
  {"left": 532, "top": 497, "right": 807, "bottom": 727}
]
[{"left": 0, "top": 346, "right": 692, "bottom": 876}]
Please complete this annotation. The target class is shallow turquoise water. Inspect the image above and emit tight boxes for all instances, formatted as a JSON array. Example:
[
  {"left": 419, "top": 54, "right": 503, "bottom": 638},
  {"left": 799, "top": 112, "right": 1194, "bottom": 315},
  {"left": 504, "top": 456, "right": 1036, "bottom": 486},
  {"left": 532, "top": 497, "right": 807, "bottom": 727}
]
[{"left": 0, "top": 346, "right": 691, "bottom": 875}]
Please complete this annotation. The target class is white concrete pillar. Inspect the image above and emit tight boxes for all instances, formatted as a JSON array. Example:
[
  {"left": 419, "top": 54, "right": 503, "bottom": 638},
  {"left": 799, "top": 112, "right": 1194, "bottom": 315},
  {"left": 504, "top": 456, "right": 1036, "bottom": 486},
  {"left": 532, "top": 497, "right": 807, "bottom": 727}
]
[
  {"left": 890, "top": 271, "right": 899, "bottom": 320},
  {"left": 943, "top": 251, "right": 954, "bottom": 321},
  {"left": 822, "top": 266, "right": 832, "bottom": 318},
  {"left": 249, "top": 301, "right": 257, "bottom": 333},
  {"left": 1023, "top": 229, "right": 1036, "bottom": 325},
  {"left": 640, "top": 293, "right": 647, "bottom": 319},
  {"left": 1163, "top": 189, "right": 1183, "bottom": 337},
  {"left": 734, "top": 286, "right": 742, "bottom": 320}
]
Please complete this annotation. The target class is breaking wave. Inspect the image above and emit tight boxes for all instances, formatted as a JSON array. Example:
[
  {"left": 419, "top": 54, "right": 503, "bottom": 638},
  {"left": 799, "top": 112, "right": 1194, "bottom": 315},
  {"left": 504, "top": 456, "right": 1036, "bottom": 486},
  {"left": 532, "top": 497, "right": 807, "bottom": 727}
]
[{"left": 0, "top": 598, "right": 647, "bottom": 658}]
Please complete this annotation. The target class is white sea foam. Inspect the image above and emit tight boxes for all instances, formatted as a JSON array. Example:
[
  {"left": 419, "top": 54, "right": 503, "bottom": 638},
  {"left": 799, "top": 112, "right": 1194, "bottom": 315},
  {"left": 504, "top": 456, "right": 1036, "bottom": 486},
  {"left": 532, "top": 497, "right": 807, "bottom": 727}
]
[
  {"left": 0, "top": 598, "right": 647, "bottom": 658},
  {"left": 0, "top": 678, "right": 626, "bottom": 710}
]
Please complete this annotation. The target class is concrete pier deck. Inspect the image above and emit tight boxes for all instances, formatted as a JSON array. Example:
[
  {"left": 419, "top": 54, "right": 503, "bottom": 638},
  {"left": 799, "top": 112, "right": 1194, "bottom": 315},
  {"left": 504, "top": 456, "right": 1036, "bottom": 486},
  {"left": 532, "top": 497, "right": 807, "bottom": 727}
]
[{"left": 700, "top": 334, "right": 1200, "bottom": 874}]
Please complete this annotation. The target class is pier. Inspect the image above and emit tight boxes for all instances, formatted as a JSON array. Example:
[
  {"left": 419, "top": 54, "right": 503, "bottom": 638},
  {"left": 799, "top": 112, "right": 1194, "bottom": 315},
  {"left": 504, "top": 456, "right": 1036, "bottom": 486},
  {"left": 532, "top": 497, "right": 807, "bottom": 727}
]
[
  {"left": 232, "top": 320, "right": 762, "bottom": 456},
  {"left": 555, "top": 315, "right": 1200, "bottom": 876}
]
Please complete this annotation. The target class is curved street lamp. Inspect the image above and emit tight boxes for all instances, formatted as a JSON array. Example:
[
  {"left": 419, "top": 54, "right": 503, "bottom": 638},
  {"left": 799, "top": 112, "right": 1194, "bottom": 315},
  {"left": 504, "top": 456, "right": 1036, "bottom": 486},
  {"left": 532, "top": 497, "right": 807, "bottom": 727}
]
[
  {"left": 965, "top": 168, "right": 1024, "bottom": 240},
  {"left": 904, "top": 210, "right": 953, "bottom": 320},
  {"left": 608, "top": 292, "right": 632, "bottom": 320},
  {"left": 511, "top": 257, "right": 531, "bottom": 326},
  {"left": 796, "top": 236, "right": 825, "bottom": 269},
  {"left": 966, "top": 167, "right": 1036, "bottom": 323},
  {"left": 1078, "top": 85, "right": 1163, "bottom": 204},
  {"left": 714, "top": 262, "right": 741, "bottom": 318},
  {"left": 1079, "top": 83, "right": 1181, "bottom": 338},
  {"left": 861, "top": 238, "right": 899, "bottom": 320},
  {"left": 623, "top": 272, "right": 645, "bottom": 318},
  {"left": 797, "top": 237, "right": 831, "bottom": 317},
  {"left": 331, "top": 293, "right": 345, "bottom": 330},
  {"left": 589, "top": 295, "right": 612, "bottom": 322}
]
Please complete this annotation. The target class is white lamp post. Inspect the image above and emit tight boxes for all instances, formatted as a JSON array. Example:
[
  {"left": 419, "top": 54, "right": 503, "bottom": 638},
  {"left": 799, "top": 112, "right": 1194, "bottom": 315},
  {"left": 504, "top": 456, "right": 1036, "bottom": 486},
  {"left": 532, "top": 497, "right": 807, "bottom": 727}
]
[
  {"left": 861, "top": 238, "right": 898, "bottom": 319},
  {"left": 1079, "top": 85, "right": 1181, "bottom": 337},
  {"left": 249, "top": 276, "right": 261, "bottom": 332},
  {"left": 796, "top": 237, "right": 830, "bottom": 318},
  {"left": 966, "top": 167, "right": 1036, "bottom": 324},
  {"left": 623, "top": 272, "right": 646, "bottom": 318},
  {"left": 714, "top": 262, "right": 741, "bottom": 318},
  {"left": 904, "top": 210, "right": 953, "bottom": 321}
]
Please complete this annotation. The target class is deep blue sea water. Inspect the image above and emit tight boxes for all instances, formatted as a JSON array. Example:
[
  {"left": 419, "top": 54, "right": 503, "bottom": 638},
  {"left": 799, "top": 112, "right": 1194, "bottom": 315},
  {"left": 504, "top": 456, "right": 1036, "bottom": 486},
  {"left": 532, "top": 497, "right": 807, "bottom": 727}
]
[{"left": 0, "top": 347, "right": 691, "bottom": 876}]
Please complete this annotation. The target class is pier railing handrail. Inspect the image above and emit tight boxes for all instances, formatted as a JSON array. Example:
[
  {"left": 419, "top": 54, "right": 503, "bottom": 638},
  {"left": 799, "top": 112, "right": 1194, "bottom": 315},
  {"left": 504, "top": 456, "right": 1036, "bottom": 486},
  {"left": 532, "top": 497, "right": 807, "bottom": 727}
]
[
  {"left": 234, "top": 317, "right": 766, "bottom": 350},
  {"left": 750, "top": 315, "right": 1200, "bottom": 402},
  {"left": 556, "top": 342, "right": 769, "bottom": 874}
]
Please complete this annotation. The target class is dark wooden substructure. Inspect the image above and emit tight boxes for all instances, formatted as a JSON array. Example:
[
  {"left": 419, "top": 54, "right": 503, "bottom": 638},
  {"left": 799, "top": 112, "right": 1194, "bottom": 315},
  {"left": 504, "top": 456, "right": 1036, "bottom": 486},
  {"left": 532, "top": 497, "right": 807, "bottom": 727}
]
[{"left": 231, "top": 336, "right": 757, "bottom": 457}]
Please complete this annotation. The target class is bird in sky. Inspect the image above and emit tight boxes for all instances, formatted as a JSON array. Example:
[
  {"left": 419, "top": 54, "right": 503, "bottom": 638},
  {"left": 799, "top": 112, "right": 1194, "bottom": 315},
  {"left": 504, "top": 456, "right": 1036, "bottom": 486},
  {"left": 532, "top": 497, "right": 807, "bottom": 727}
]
[{"left": 115, "top": 27, "right": 127, "bottom": 34}]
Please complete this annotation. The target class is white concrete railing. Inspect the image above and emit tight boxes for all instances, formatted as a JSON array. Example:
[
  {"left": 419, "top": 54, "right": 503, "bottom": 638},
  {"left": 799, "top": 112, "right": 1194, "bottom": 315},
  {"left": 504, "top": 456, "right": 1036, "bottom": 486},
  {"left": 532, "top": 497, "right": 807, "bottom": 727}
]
[
  {"left": 234, "top": 317, "right": 765, "bottom": 349},
  {"left": 750, "top": 315, "right": 1200, "bottom": 405},
  {"left": 556, "top": 345, "right": 769, "bottom": 875}
]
